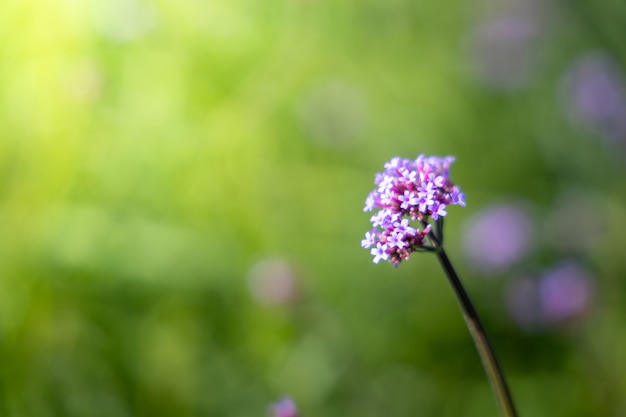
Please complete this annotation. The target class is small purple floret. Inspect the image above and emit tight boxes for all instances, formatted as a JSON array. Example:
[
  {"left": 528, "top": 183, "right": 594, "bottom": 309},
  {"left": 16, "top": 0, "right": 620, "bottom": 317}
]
[
  {"left": 361, "top": 230, "right": 377, "bottom": 248},
  {"left": 371, "top": 243, "right": 389, "bottom": 264},
  {"left": 363, "top": 192, "right": 376, "bottom": 212},
  {"left": 430, "top": 201, "right": 447, "bottom": 220}
]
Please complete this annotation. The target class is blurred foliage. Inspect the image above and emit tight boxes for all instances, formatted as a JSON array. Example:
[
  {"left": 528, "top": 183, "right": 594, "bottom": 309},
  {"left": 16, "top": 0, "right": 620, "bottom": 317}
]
[{"left": 1, "top": 0, "right": 626, "bottom": 416}]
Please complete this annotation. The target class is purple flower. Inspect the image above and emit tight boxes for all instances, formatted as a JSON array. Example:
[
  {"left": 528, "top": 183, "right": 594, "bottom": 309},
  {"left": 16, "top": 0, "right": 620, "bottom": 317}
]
[
  {"left": 467, "top": 17, "right": 539, "bottom": 90},
  {"left": 430, "top": 201, "right": 447, "bottom": 220},
  {"left": 394, "top": 218, "right": 417, "bottom": 237},
  {"left": 377, "top": 175, "right": 395, "bottom": 193},
  {"left": 387, "top": 231, "right": 407, "bottom": 249},
  {"left": 398, "top": 190, "right": 419, "bottom": 210},
  {"left": 465, "top": 0, "right": 550, "bottom": 93},
  {"left": 462, "top": 202, "right": 535, "bottom": 275},
  {"left": 269, "top": 397, "right": 300, "bottom": 417},
  {"left": 370, "top": 211, "right": 388, "bottom": 228},
  {"left": 384, "top": 157, "right": 401, "bottom": 170},
  {"left": 539, "top": 262, "right": 594, "bottom": 324},
  {"left": 505, "top": 261, "right": 595, "bottom": 330},
  {"left": 417, "top": 183, "right": 435, "bottom": 212},
  {"left": 431, "top": 174, "right": 445, "bottom": 188},
  {"left": 371, "top": 243, "right": 389, "bottom": 264},
  {"left": 451, "top": 189, "right": 466, "bottom": 207},
  {"left": 560, "top": 51, "right": 626, "bottom": 145},
  {"left": 399, "top": 167, "right": 417, "bottom": 183},
  {"left": 417, "top": 181, "right": 435, "bottom": 198},
  {"left": 371, "top": 209, "right": 398, "bottom": 229},
  {"left": 363, "top": 192, "right": 377, "bottom": 212},
  {"left": 362, "top": 154, "right": 466, "bottom": 266},
  {"left": 361, "top": 230, "right": 377, "bottom": 248},
  {"left": 379, "top": 191, "right": 393, "bottom": 206}
]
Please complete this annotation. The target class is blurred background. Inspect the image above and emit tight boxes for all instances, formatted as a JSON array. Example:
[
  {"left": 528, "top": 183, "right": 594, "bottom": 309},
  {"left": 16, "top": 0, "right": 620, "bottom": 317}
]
[{"left": 1, "top": 0, "right": 625, "bottom": 416}]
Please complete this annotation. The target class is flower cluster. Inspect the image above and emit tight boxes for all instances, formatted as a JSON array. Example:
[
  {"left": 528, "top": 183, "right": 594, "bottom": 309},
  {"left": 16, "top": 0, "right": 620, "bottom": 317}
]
[{"left": 361, "top": 155, "right": 466, "bottom": 266}]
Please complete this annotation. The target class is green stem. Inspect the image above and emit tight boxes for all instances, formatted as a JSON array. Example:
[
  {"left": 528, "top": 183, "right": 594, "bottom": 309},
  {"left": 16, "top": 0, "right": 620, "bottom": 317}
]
[{"left": 426, "top": 223, "right": 518, "bottom": 417}]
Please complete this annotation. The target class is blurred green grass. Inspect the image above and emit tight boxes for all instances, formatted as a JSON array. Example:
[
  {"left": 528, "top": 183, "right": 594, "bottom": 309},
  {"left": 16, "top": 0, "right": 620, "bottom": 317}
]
[{"left": 1, "top": 0, "right": 626, "bottom": 416}]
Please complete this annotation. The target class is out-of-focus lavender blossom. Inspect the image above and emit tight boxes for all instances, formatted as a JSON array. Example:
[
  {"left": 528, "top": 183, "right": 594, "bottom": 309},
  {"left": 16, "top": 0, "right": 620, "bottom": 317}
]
[
  {"left": 362, "top": 155, "right": 466, "bottom": 267},
  {"left": 539, "top": 262, "right": 595, "bottom": 324},
  {"left": 465, "top": 0, "right": 550, "bottom": 91},
  {"left": 560, "top": 51, "right": 626, "bottom": 145},
  {"left": 544, "top": 190, "right": 606, "bottom": 254},
  {"left": 506, "top": 261, "right": 595, "bottom": 330},
  {"left": 467, "top": 17, "right": 538, "bottom": 90},
  {"left": 269, "top": 397, "right": 300, "bottom": 417},
  {"left": 462, "top": 202, "right": 535, "bottom": 275},
  {"left": 247, "top": 259, "right": 300, "bottom": 306}
]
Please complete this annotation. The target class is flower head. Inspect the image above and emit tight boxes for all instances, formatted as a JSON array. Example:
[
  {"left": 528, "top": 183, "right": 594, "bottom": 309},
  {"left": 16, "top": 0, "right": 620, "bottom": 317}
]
[
  {"left": 362, "top": 154, "right": 466, "bottom": 266},
  {"left": 269, "top": 397, "right": 300, "bottom": 417}
]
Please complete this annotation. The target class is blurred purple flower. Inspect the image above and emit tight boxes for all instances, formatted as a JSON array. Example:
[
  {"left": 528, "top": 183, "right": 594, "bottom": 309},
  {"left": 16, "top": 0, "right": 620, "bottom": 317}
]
[
  {"left": 247, "top": 259, "right": 300, "bottom": 306},
  {"left": 560, "top": 51, "right": 626, "bottom": 144},
  {"left": 269, "top": 397, "right": 300, "bottom": 417},
  {"left": 465, "top": 0, "right": 555, "bottom": 91},
  {"left": 506, "top": 261, "right": 595, "bottom": 330},
  {"left": 539, "top": 262, "right": 594, "bottom": 324},
  {"left": 467, "top": 16, "right": 538, "bottom": 90},
  {"left": 462, "top": 202, "right": 535, "bottom": 275}
]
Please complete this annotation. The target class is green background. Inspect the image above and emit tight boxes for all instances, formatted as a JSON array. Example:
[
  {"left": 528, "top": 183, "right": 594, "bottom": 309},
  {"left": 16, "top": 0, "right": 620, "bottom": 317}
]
[{"left": 1, "top": 0, "right": 625, "bottom": 416}]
